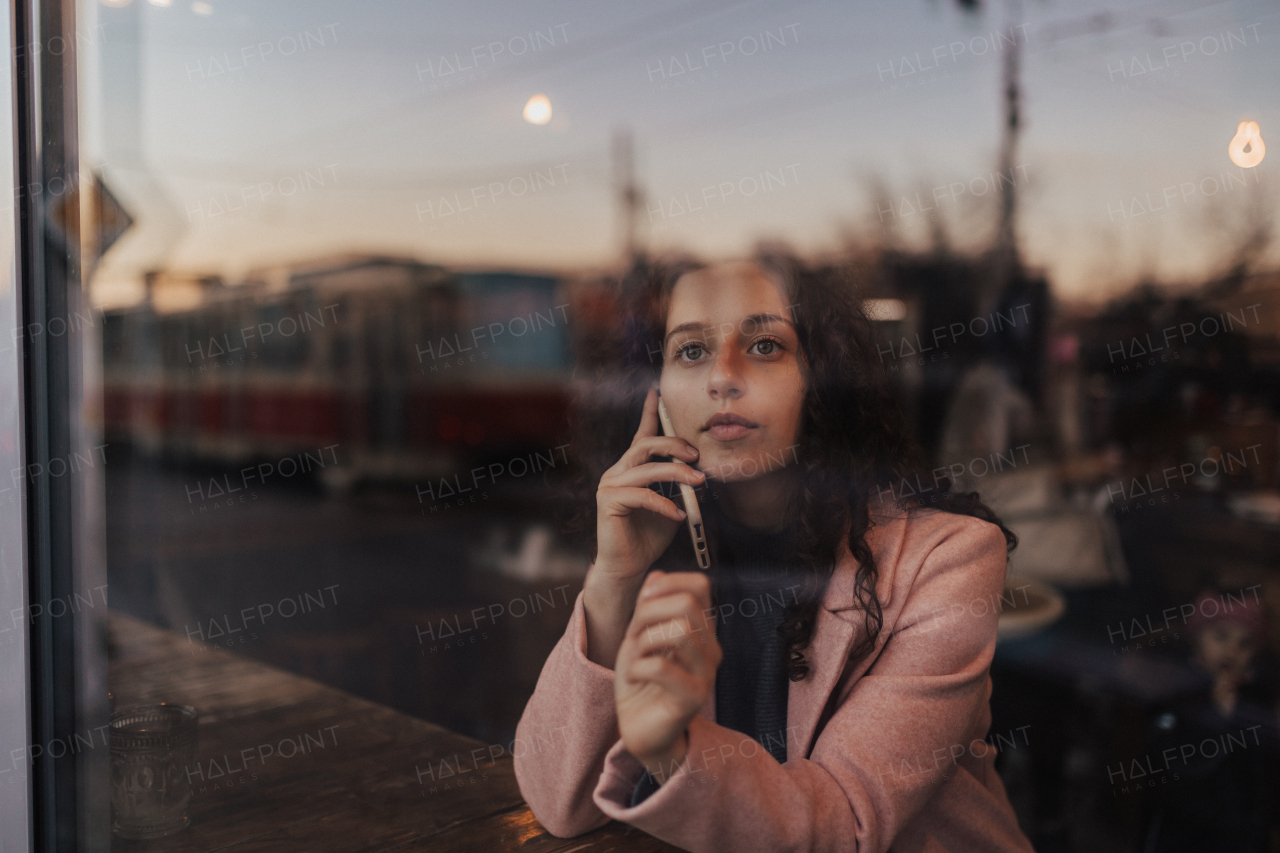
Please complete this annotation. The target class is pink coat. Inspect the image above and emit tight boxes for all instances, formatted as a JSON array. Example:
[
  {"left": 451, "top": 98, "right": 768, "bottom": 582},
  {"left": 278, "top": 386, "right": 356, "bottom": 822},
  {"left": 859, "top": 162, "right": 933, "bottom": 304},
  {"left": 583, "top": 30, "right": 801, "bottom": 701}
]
[{"left": 513, "top": 506, "right": 1035, "bottom": 853}]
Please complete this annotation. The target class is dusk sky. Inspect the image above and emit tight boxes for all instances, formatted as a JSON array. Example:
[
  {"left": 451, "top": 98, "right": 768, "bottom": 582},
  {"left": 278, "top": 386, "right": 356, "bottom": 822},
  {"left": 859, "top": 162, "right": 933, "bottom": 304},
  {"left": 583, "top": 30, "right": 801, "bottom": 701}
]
[{"left": 81, "top": 0, "right": 1280, "bottom": 308}]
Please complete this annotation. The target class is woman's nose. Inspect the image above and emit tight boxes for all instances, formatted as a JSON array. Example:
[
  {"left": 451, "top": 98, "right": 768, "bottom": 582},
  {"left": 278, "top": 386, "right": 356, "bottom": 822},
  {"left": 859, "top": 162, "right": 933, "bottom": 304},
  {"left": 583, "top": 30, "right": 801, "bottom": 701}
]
[{"left": 707, "top": 348, "right": 743, "bottom": 399}]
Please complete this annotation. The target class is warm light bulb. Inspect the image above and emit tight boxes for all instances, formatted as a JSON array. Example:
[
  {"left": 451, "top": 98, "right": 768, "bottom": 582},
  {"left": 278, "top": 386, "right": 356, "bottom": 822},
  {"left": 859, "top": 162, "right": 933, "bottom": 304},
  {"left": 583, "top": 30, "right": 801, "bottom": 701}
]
[
  {"left": 861, "top": 299, "right": 907, "bottom": 321},
  {"left": 523, "top": 94, "right": 552, "bottom": 125},
  {"left": 1228, "top": 121, "right": 1265, "bottom": 168}
]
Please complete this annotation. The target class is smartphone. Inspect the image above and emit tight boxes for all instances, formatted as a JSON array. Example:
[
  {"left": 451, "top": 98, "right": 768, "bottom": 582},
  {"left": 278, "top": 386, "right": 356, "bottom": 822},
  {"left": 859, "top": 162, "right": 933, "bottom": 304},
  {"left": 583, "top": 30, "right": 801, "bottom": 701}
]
[{"left": 656, "top": 395, "right": 711, "bottom": 571}]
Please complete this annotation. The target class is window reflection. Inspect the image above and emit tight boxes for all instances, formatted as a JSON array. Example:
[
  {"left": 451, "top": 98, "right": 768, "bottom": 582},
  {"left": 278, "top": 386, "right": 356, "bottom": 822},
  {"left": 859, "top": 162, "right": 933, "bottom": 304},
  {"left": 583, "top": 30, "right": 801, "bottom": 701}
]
[{"left": 77, "top": 0, "right": 1280, "bottom": 850}]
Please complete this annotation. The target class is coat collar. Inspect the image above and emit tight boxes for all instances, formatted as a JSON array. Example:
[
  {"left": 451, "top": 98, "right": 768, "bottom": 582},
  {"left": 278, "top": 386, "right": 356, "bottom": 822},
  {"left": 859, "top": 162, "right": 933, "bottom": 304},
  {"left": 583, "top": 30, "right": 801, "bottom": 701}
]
[
  {"left": 819, "top": 507, "right": 906, "bottom": 612},
  {"left": 791, "top": 509, "right": 909, "bottom": 757}
]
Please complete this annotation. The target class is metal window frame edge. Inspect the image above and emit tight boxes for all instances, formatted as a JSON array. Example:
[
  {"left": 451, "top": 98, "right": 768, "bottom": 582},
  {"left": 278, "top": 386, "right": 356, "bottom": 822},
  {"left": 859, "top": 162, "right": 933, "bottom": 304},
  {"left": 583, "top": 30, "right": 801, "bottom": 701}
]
[{"left": 9, "top": 0, "right": 110, "bottom": 848}]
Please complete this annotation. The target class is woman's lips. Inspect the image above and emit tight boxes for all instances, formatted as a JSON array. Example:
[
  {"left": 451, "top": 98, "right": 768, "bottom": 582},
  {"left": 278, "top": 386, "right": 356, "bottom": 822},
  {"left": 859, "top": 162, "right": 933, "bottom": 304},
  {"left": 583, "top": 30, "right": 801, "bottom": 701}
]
[
  {"left": 708, "top": 423, "right": 752, "bottom": 440},
  {"left": 702, "top": 412, "right": 757, "bottom": 442}
]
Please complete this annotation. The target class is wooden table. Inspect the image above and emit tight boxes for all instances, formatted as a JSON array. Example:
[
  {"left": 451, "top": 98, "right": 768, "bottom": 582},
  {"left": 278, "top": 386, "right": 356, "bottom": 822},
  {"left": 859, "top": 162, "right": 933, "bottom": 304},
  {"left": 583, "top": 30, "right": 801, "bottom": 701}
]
[{"left": 108, "top": 612, "right": 681, "bottom": 852}]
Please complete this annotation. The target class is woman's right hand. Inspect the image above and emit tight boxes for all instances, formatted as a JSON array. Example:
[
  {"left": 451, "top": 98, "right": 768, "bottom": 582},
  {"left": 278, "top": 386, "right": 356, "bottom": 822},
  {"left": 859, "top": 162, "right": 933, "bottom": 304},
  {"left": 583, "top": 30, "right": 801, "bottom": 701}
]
[
  {"left": 582, "top": 388, "right": 705, "bottom": 670},
  {"left": 593, "top": 387, "right": 705, "bottom": 585}
]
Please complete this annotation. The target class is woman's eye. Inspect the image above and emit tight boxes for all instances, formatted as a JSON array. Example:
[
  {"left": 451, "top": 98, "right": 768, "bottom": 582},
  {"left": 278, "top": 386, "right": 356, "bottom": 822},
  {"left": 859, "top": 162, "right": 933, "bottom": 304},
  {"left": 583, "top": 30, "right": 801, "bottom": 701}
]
[
  {"left": 750, "top": 339, "right": 779, "bottom": 355},
  {"left": 677, "top": 343, "right": 705, "bottom": 361}
]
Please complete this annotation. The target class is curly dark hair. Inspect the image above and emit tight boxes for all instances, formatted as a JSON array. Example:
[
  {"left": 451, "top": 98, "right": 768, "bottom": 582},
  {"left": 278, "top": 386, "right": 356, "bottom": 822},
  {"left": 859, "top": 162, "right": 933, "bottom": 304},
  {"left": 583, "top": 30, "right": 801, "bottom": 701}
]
[{"left": 567, "top": 250, "right": 1017, "bottom": 681}]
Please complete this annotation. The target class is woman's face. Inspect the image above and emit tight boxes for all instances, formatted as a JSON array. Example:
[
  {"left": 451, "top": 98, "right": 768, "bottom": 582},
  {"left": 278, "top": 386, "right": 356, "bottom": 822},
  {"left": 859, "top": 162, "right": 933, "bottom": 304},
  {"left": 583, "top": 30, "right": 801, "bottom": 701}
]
[{"left": 658, "top": 261, "right": 806, "bottom": 483}]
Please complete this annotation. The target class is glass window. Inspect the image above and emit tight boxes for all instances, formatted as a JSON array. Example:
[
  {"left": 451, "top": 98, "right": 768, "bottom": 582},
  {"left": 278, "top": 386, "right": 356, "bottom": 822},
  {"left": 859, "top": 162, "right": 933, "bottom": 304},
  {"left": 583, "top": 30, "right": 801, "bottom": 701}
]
[{"left": 9, "top": 0, "right": 1278, "bottom": 849}]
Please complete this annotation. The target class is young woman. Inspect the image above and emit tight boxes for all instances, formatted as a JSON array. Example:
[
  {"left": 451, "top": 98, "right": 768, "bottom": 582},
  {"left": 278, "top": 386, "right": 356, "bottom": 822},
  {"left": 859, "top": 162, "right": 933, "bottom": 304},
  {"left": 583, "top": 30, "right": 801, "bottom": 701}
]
[{"left": 513, "top": 253, "right": 1035, "bottom": 852}]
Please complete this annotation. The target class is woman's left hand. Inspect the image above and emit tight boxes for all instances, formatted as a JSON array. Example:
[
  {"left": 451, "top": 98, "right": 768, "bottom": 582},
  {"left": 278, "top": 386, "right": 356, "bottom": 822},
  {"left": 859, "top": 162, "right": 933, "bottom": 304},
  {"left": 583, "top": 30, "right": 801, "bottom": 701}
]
[{"left": 614, "top": 570, "right": 722, "bottom": 782}]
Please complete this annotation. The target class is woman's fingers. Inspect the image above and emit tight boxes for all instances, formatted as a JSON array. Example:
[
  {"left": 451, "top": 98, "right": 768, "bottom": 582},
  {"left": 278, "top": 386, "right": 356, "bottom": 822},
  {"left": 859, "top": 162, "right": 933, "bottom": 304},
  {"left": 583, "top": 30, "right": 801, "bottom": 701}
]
[
  {"left": 626, "top": 591, "right": 710, "bottom": 643},
  {"left": 609, "top": 436, "right": 699, "bottom": 474},
  {"left": 633, "top": 616, "right": 719, "bottom": 674},
  {"left": 623, "top": 653, "right": 707, "bottom": 706},
  {"left": 625, "top": 582, "right": 720, "bottom": 677},
  {"left": 598, "top": 486, "right": 686, "bottom": 522},
  {"left": 633, "top": 387, "right": 661, "bottom": 442},
  {"left": 639, "top": 570, "right": 714, "bottom": 615},
  {"left": 606, "top": 462, "right": 706, "bottom": 491}
]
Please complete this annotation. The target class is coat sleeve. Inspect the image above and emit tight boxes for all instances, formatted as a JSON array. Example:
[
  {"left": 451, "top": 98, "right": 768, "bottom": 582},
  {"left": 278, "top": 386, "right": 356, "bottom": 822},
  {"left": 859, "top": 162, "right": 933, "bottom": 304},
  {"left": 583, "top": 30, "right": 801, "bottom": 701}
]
[
  {"left": 512, "top": 586, "right": 619, "bottom": 838},
  {"left": 588, "top": 515, "right": 1032, "bottom": 853}
]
